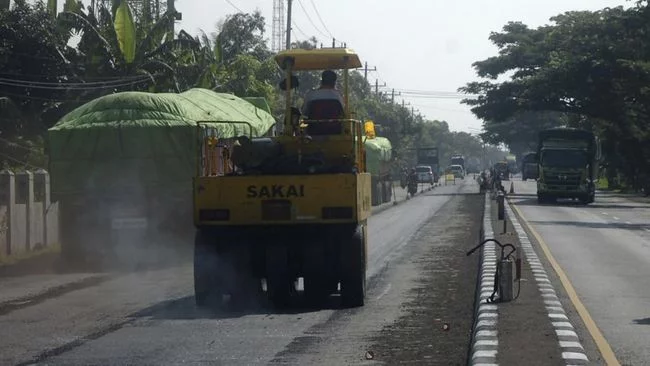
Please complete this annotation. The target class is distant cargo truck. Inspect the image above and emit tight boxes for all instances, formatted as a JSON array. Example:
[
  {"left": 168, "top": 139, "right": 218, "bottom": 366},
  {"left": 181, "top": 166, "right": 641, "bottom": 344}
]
[{"left": 532, "top": 128, "right": 601, "bottom": 204}]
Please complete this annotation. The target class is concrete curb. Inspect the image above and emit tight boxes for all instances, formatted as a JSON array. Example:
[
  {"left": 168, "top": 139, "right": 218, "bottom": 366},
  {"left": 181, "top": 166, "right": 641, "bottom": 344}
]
[
  {"left": 505, "top": 200, "right": 589, "bottom": 365},
  {"left": 469, "top": 193, "right": 499, "bottom": 366}
]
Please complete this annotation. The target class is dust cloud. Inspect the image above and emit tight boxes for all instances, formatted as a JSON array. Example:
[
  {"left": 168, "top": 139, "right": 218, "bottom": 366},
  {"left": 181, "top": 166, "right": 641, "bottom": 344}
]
[{"left": 59, "top": 162, "right": 195, "bottom": 274}]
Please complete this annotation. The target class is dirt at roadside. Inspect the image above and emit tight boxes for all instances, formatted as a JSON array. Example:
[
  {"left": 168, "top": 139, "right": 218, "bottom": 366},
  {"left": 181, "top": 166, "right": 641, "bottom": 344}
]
[{"left": 367, "top": 193, "right": 483, "bottom": 365}]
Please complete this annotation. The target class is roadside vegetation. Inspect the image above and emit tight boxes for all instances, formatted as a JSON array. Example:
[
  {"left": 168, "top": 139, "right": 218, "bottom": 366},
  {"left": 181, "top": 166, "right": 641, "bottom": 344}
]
[
  {"left": 0, "top": 0, "right": 503, "bottom": 172},
  {"left": 462, "top": 1, "right": 650, "bottom": 194}
]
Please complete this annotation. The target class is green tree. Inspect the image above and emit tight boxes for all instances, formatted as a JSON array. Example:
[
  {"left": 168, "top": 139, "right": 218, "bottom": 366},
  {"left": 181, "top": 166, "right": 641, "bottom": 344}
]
[
  {"left": 216, "top": 11, "right": 272, "bottom": 63},
  {"left": 461, "top": 3, "right": 650, "bottom": 190},
  {"left": 0, "top": 0, "right": 77, "bottom": 138}
]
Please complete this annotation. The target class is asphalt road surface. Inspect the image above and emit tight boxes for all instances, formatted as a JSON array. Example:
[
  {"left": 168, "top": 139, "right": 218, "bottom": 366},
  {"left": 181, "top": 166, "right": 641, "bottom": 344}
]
[
  {"left": 509, "top": 179, "right": 650, "bottom": 366},
  {"left": 1, "top": 178, "right": 480, "bottom": 366}
]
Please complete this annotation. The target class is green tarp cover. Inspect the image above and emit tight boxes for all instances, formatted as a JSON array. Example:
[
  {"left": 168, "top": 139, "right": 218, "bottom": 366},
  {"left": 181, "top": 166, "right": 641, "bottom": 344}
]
[
  {"left": 48, "top": 88, "right": 276, "bottom": 195},
  {"left": 243, "top": 97, "right": 273, "bottom": 115},
  {"left": 364, "top": 136, "right": 392, "bottom": 176}
]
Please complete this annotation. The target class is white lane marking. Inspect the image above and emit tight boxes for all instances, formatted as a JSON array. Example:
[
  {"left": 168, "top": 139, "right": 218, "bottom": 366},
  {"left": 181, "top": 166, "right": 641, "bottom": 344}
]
[
  {"left": 505, "top": 201, "right": 589, "bottom": 363},
  {"left": 562, "top": 352, "right": 589, "bottom": 361},
  {"left": 559, "top": 341, "right": 584, "bottom": 349},
  {"left": 556, "top": 329, "right": 579, "bottom": 338},
  {"left": 625, "top": 221, "right": 632, "bottom": 225},
  {"left": 601, "top": 212, "right": 608, "bottom": 215},
  {"left": 476, "top": 339, "right": 499, "bottom": 347},
  {"left": 552, "top": 321, "right": 574, "bottom": 329},
  {"left": 613, "top": 216, "right": 620, "bottom": 220},
  {"left": 476, "top": 330, "right": 497, "bottom": 338},
  {"left": 472, "top": 350, "right": 498, "bottom": 359},
  {"left": 375, "top": 283, "right": 392, "bottom": 301}
]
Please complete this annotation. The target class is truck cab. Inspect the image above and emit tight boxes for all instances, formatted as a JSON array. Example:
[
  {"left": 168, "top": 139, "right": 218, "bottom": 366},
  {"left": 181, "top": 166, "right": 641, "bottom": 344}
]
[{"left": 533, "top": 128, "right": 601, "bottom": 204}]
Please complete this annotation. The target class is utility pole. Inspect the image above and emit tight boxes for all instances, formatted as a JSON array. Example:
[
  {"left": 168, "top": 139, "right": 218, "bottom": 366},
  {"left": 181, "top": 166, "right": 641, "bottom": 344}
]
[
  {"left": 375, "top": 79, "right": 386, "bottom": 96},
  {"left": 363, "top": 62, "right": 376, "bottom": 82},
  {"left": 391, "top": 89, "right": 401, "bottom": 104},
  {"left": 285, "top": 0, "right": 293, "bottom": 50}
]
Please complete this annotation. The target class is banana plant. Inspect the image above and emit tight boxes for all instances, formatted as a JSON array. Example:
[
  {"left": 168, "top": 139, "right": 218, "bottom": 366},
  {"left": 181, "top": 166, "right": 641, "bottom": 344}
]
[{"left": 57, "top": 0, "right": 200, "bottom": 97}]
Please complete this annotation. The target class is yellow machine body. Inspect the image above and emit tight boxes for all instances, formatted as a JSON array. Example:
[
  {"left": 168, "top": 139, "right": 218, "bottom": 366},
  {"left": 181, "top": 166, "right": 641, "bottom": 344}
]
[{"left": 194, "top": 172, "right": 371, "bottom": 226}]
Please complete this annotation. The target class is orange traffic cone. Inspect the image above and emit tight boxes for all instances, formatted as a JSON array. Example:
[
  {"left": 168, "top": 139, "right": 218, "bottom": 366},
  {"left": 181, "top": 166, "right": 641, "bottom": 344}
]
[{"left": 509, "top": 182, "right": 514, "bottom": 194}]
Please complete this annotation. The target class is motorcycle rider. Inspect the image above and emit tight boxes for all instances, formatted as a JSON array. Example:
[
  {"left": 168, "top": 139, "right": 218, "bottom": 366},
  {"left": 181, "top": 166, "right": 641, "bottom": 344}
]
[
  {"left": 408, "top": 168, "right": 418, "bottom": 186},
  {"left": 478, "top": 170, "right": 489, "bottom": 193},
  {"left": 406, "top": 167, "right": 419, "bottom": 196},
  {"left": 400, "top": 166, "right": 409, "bottom": 189}
]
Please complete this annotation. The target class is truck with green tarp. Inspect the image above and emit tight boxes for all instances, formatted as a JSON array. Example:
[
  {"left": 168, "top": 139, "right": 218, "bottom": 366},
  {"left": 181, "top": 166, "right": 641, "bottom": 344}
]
[
  {"left": 364, "top": 136, "right": 393, "bottom": 206},
  {"left": 47, "top": 88, "right": 276, "bottom": 266}
]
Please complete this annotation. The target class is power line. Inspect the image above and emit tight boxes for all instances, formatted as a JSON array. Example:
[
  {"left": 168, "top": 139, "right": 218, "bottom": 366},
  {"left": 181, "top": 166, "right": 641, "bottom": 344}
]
[
  {"left": 292, "top": 22, "right": 310, "bottom": 40},
  {"left": 0, "top": 75, "right": 150, "bottom": 87},
  {"left": 224, "top": 0, "right": 243, "bottom": 12},
  {"left": 0, "top": 137, "right": 41, "bottom": 153},
  {"left": 400, "top": 94, "right": 473, "bottom": 100},
  {"left": 308, "top": 0, "right": 334, "bottom": 38},
  {"left": 393, "top": 88, "right": 479, "bottom": 97},
  {"left": 0, "top": 151, "right": 44, "bottom": 170},
  {"left": 0, "top": 78, "right": 152, "bottom": 90},
  {"left": 296, "top": 0, "right": 329, "bottom": 38}
]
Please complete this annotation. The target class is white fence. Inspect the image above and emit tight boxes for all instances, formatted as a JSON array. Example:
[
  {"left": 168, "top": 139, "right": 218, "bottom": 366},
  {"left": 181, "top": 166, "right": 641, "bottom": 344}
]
[{"left": 0, "top": 169, "right": 59, "bottom": 259}]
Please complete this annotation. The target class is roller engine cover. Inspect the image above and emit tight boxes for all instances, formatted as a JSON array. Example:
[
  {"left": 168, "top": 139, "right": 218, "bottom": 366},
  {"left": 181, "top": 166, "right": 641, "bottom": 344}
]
[{"left": 230, "top": 136, "right": 282, "bottom": 171}]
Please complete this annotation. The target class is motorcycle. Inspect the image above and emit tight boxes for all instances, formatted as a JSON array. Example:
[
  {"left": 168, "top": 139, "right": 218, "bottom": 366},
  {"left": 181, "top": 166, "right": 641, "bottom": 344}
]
[
  {"left": 478, "top": 173, "right": 489, "bottom": 193},
  {"left": 407, "top": 177, "right": 418, "bottom": 197}
]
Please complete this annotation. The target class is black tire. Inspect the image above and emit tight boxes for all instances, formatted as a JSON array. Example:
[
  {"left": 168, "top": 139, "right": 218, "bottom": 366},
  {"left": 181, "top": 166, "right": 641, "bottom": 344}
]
[
  {"left": 303, "top": 242, "right": 331, "bottom": 306},
  {"left": 303, "top": 276, "right": 330, "bottom": 306},
  {"left": 383, "top": 181, "right": 392, "bottom": 203},
  {"left": 193, "top": 229, "right": 221, "bottom": 307},
  {"left": 370, "top": 180, "right": 379, "bottom": 206},
  {"left": 340, "top": 225, "right": 367, "bottom": 308},
  {"left": 265, "top": 245, "right": 294, "bottom": 308}
]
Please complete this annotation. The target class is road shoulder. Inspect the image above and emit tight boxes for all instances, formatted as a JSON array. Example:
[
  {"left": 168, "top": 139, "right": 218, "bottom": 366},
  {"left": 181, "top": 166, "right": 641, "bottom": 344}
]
[
  {"left": 507, "top": 196, "right": 607, "bottom": 366},
  {"left": 488, "top": 194, "right": 565, "bottom": 366}
]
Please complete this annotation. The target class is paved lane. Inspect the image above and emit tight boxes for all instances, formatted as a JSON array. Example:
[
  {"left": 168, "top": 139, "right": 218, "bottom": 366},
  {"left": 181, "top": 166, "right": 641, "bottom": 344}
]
[
  {"left": 1, "top": 179, "right": 478, "bottom": 365},
  {"left": 509, "top": 180, "right": 650, "bottom": 365}
]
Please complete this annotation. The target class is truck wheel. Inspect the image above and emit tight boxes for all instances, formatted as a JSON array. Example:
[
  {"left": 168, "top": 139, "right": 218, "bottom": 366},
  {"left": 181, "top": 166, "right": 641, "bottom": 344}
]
[
  {"left": 194, "top": 229, "right": 223, "bottom": 308},
  {"left": 303, "top": 242, "right": 331, "bottom": 306},
  {"left": 383, "top": 181, "right": 392, "bottom": 203},
  {"left": 340, "top": 225, "right": 367, "bottom": 308},
  {"left": 265, "top": 245, "right": 294, "bottom": 308},
  {"left": 371, "top": 181, "right": 382, "bottom": 206}
]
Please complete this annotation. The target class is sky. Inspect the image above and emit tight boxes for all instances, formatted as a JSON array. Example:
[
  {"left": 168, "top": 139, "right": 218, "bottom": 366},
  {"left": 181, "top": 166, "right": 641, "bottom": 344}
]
[{"left": 74, "top": 0, "right": 632, "bottom": 133}]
